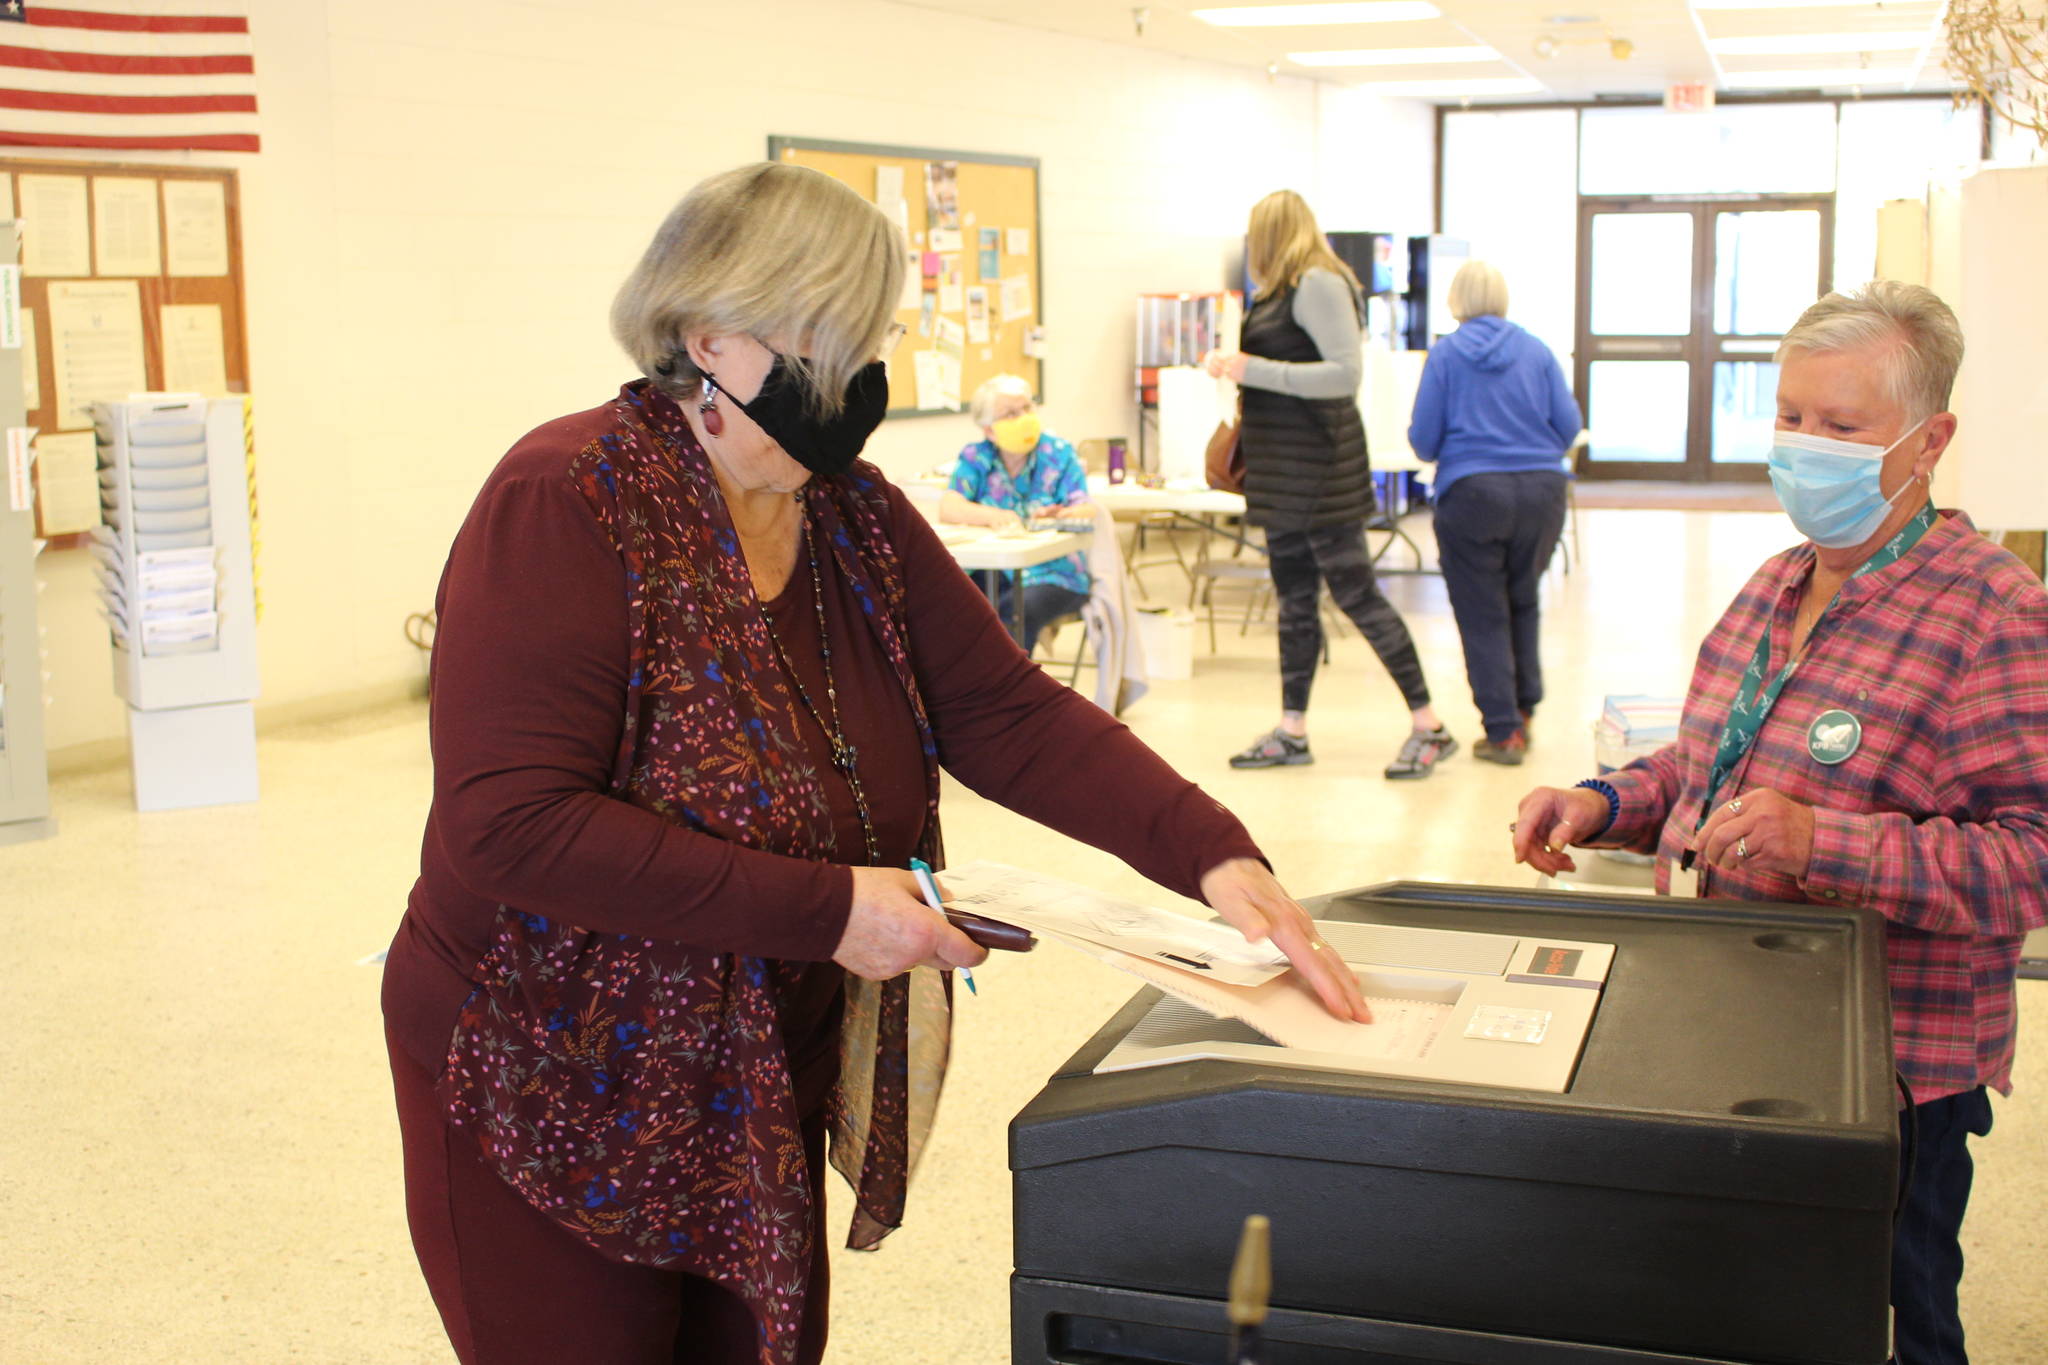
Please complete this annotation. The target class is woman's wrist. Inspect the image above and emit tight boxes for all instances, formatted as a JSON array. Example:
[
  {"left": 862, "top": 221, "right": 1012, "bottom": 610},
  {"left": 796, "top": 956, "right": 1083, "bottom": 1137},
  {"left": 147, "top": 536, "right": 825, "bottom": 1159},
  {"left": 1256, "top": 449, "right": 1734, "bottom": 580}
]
[{"left": 1572, "top": 779, "right": 1621, "bottom": 839}]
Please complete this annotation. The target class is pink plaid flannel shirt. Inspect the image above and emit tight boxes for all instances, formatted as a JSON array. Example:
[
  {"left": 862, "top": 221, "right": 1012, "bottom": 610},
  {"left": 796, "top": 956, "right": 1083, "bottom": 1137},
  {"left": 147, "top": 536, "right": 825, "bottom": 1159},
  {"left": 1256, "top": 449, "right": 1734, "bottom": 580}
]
[{"left": 1597, "top": 510, "right": 2048, "bottom": 1103}]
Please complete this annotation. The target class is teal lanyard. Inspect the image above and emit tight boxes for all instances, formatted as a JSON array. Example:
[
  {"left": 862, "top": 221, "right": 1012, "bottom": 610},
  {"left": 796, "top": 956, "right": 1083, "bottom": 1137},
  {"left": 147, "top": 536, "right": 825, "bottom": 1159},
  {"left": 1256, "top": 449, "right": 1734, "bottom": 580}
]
[{"left": 1698, "top": 502, "right": 1936, "bottom": 825}]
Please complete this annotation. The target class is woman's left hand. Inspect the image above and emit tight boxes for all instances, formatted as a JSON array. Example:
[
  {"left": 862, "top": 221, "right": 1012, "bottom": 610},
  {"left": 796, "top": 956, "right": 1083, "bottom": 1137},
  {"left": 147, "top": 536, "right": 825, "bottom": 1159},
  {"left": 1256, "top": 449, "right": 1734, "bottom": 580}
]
[
  {"left": 1200, "top": 350, "right": 1248, "bottom": 383},
  {"left": 1200, "top": 858, "right": 1371, "bottom": 1023},
  {"left": 1692, "top": 788, "right": 1816, "bottom": 880}
]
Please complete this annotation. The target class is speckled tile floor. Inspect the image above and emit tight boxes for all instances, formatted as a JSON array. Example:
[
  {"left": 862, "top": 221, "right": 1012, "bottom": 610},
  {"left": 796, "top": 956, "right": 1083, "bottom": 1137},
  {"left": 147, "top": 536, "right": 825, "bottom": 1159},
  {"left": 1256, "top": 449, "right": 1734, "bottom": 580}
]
[{"left": 3, "top": 506, "right": 2042, "bottom": 1363}]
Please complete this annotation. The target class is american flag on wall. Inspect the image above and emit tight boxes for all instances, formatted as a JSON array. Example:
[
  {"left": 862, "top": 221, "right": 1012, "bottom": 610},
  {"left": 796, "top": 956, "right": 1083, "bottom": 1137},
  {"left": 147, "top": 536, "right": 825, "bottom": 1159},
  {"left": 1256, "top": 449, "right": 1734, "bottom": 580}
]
[{"left": 0, "top": 1, "right": 258, "bottom": 153}]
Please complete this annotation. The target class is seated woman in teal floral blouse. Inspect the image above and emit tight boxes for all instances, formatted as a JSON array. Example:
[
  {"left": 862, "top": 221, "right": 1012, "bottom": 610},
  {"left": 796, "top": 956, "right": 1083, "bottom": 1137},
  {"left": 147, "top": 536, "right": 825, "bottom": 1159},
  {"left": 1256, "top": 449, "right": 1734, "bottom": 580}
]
[{"left": 939, "top": 373, "right": 1095, "bottom": 652}]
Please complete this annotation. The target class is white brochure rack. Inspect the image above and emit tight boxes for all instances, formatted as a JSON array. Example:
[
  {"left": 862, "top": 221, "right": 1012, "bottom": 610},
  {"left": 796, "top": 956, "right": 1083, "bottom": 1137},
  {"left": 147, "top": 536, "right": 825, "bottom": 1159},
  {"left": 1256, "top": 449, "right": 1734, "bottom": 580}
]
[
  {"left": 91, "top": 395, "right": 259, "bottom": 811},
  {"left": 0, "top": 220, "right": 56, "bottom": 844}
]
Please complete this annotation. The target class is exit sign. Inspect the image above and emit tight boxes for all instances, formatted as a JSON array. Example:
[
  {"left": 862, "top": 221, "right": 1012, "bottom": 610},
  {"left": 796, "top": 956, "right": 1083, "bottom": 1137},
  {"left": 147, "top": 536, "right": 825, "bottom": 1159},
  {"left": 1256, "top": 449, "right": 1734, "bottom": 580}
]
[{"left": 1666, "top": 82, "right": 1715, "bottom": 113}]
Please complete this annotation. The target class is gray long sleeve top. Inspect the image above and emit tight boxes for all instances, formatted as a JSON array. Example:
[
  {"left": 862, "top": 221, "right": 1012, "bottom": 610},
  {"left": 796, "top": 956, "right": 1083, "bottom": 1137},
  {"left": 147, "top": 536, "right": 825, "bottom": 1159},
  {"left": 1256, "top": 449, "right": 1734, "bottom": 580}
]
[{"left": 1238, "top": 267, "right": 1363, "bottom": 400}]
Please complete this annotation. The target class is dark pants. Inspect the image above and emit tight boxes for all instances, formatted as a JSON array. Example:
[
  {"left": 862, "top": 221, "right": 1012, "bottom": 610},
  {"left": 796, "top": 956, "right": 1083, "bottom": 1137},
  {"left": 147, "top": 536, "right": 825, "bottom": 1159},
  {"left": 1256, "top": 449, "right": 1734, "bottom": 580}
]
[
  {"left": 1434, "top": 471, "right": 1568, "bottom": 743},
  {"left": 387, "top": 1028, "right": 831, "bottom": 1365},
  {"left": 1892, "top": 1086, "right": 1993, "bottom": 1364},
  {"left": 1267, "top": 519, "right": 1431, "bottom": 715},
  {"left": 988, "top": 578, "right": 1089, "bottom": 654}
]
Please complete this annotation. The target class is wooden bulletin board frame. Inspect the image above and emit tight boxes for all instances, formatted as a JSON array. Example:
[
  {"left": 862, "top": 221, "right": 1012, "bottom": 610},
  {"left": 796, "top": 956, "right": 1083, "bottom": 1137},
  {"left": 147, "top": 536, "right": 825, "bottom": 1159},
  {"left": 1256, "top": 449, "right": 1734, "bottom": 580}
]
[
  {"left": 3, "top": 157, "right": 249, "bottom": 550},
  {"left": 769, "top": 136, "right": 1041, "bottom": 419}
]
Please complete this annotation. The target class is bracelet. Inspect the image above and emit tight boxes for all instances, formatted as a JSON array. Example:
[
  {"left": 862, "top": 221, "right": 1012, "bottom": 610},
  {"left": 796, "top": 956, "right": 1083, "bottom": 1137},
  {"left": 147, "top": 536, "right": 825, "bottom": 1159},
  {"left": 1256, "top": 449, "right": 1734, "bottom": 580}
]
[{"left": 1573, "top": 778, "right": 1621, "bottom": 837}]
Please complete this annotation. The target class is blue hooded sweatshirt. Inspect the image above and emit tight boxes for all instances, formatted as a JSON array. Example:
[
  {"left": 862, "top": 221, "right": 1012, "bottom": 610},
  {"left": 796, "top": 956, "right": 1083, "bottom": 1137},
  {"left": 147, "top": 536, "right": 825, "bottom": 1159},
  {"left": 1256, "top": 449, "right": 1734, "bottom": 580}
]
[{"left": 1407, "top": 315, "right": 1583, "bottom": 498}]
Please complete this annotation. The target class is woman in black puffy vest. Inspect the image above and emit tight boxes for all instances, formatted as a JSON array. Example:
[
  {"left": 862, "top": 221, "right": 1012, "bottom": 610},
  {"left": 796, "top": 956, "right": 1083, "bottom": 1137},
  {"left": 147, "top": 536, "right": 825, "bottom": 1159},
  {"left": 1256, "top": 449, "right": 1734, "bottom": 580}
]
[{"left": 1202, "top": 190, "right": 1455, "bottom": 779}]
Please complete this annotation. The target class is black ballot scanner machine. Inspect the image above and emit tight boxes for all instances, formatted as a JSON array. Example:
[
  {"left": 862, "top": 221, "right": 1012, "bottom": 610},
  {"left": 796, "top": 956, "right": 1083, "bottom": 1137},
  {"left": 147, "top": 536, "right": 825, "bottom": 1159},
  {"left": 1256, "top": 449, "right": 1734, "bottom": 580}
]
[{"left": 1010, "top": 881, "right": 1897, "bottom": 1365}]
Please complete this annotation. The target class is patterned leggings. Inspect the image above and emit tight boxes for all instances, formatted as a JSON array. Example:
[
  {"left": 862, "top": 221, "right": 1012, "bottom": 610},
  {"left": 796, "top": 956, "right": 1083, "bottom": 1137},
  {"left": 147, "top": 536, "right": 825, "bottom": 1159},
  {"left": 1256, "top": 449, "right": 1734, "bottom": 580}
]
[{"left": 1267, "top": 519, "right": 1432, "bottom": 715}]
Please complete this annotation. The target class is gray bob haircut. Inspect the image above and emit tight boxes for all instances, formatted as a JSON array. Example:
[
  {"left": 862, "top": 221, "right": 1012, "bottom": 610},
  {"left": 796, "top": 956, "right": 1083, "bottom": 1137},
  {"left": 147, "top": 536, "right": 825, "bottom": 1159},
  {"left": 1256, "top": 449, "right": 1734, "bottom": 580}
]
[
  {"left": 970, "top": 373, "right": 1035, "bottom": 428},
  {"left": 611, "top": 162, "right": 905, "bottom": 416},
  {"left": 1448, "top": 260, "right": 1509, "bottom": 323},
  {"left": 1775, "top": 280, "right": 1965, "bottom": 422}
]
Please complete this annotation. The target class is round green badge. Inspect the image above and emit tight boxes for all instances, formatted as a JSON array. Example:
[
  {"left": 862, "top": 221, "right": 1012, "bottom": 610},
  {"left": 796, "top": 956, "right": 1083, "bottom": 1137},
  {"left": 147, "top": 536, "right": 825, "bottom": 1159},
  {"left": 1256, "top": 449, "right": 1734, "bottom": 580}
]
[{"left": 1807, "top": 709, "right": 1861, "bottom": 765}]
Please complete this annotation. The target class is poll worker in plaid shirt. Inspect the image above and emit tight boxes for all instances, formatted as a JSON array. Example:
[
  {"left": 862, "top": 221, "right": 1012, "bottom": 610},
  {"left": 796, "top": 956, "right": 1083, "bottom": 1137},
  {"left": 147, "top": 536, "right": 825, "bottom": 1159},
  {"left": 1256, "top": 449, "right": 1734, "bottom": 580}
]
[{"left": 1513, "top": 281, "right": 2048, "bottom": 1365}]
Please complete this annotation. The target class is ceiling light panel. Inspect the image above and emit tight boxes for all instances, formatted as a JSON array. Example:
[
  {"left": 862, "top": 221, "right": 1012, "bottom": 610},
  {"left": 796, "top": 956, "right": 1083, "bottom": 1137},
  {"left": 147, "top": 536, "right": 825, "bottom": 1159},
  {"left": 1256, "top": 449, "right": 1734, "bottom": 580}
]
[
  {"left": 1348, "top": 76, "right": 1545, "bottom": 95},
  {"left": 1718, "top": 66, "right": 1916, "bottom": 86},
  {"left": 1192, "top": 1, "right": 1440, "bottom": 24},
  {"left": 1691, "top": 0, "right": 1936, "bottom": 9},
  {"left": 1288, "top": 43, "right": 1499, "bottom": 65},
  {"left": 1708, "top": 31, "right": 1927, "bottom": 55}
]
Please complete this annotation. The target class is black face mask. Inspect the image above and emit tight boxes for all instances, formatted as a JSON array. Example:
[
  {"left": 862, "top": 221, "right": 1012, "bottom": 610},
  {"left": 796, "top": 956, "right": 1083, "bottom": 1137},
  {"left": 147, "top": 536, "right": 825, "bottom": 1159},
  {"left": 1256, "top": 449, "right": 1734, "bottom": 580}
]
[{"left": 706, "top": 353, "right": 890, "bottom": 477}]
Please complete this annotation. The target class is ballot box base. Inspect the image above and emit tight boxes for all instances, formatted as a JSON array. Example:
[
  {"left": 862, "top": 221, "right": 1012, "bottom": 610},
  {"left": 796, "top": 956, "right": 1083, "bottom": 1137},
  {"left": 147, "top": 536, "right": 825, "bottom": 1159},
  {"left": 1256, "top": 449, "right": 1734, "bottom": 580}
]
[
  {"left": 1013, "top": 1276, "right": 1770, "bottom": 1365},
  {"left": 1010, "top": 882, "right": 1896, "bottom": 1365}
]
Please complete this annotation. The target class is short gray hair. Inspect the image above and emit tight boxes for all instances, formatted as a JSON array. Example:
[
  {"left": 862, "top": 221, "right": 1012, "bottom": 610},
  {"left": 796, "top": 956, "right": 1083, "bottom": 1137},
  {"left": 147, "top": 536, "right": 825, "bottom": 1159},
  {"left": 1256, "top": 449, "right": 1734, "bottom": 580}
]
[
  {"left": 970, "top": 373, "right": 1035, "bottom": 428},
  {"left": 1775, "top": 281, "right": 1965, "bottom": 422},
  {"left": 611, "top": 162, "right": 905, "bottom": 416},
  {"left": 1448, "top": 260, "right": 1508, "bottom": 322}
]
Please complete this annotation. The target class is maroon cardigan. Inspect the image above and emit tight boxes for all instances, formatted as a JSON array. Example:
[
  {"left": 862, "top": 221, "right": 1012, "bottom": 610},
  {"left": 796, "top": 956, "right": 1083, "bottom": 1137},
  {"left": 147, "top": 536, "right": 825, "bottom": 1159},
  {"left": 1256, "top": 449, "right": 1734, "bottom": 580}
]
[{"left": 383, "top": 398, "right": 1265, "bottom": 1073}]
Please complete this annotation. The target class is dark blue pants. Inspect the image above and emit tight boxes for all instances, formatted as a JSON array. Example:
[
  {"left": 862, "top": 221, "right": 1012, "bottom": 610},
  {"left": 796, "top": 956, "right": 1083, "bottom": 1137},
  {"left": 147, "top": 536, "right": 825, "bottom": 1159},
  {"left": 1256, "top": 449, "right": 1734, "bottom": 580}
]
[
  {"left": 987, "top": 578, "right": 1089, "bottom": 654},
  {"left": 1433, "top": 471, "right": 1567, "bottom": 743},
  {"left": 1892, "top": 1086, "right": 1993, "bottom": 1364}
]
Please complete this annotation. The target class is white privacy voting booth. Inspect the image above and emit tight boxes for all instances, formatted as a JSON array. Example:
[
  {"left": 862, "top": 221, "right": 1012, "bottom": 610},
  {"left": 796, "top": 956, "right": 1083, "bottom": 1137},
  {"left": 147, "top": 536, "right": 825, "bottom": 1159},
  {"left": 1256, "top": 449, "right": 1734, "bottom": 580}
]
[
  {"left": 1951, "top": 164, "right": 2048, "bottom": 528},
  {"left": 1881, "top": 164, "right": 2048, "bottom": 527},
  {"left": 92, "top": 395, "right": 259, "bottom": 812}
]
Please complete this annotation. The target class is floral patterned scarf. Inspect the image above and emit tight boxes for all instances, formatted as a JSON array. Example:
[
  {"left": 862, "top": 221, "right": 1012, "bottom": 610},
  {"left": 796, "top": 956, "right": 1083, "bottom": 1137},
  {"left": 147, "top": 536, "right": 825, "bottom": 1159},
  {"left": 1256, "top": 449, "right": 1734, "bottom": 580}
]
[{"left": 437, "top": 382, "right": 949, "bottom": 1364}]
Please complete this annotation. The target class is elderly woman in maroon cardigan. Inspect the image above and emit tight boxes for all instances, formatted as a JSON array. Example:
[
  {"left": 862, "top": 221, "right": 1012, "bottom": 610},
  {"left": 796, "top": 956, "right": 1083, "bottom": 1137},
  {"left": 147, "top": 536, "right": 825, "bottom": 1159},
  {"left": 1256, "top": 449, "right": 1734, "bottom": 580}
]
[{"left": 381, "top": 161, "right": 1368, "bottom": 1365}]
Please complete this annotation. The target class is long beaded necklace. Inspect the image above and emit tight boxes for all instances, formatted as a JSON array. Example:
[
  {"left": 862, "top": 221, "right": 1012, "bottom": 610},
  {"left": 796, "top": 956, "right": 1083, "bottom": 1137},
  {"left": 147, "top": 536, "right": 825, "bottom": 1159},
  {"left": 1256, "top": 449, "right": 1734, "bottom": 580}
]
[{"left": 763, "top": 509, "right": 881, "bottom": 867}]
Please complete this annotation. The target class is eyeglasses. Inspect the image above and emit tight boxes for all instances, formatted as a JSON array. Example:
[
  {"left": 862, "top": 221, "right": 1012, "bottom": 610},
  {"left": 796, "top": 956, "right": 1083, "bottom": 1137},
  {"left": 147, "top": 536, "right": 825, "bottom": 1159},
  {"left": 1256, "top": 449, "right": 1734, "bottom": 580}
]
[{"left": 879, "top": 321, "right": 908, "bottom": 360}]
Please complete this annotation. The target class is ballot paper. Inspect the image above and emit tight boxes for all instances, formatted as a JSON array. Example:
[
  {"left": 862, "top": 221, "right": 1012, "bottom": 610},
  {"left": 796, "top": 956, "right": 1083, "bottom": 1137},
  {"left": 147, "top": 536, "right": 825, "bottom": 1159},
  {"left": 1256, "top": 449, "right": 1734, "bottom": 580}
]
[
  {"left": 937, "top": 861, "right": 1288, "bottom": 986},
  {"left": 937, "top": 861, "right": 1450, "bottom": 1058}
]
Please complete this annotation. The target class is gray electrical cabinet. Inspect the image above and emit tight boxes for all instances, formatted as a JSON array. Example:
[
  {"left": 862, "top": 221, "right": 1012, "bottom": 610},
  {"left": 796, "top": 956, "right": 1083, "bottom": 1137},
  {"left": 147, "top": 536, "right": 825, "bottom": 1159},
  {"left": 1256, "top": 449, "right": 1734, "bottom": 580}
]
[
  {"left": 1011, "top": 881, "right": 1897, "bottom": 1365},
  {"left": 0, "top": 221, "right": 56, "bottom": 845}
]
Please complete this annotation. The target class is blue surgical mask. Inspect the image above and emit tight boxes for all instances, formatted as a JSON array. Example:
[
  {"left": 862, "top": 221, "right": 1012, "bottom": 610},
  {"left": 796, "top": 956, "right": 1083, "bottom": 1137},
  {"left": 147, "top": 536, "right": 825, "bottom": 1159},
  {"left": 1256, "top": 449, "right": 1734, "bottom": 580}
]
[{"left": 1766, "top": 421, "right": 1926, "bottom": 549}]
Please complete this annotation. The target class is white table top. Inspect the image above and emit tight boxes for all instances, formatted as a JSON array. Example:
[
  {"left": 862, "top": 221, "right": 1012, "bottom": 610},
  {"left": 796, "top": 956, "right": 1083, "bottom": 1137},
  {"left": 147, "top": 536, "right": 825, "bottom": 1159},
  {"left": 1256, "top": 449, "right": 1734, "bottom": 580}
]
[
  {"left": 931, "top": 522, "right": 1092, "bottom": 571},
  {"left": 1086, "top": 476, "right": 1247, "bottom": 516}
]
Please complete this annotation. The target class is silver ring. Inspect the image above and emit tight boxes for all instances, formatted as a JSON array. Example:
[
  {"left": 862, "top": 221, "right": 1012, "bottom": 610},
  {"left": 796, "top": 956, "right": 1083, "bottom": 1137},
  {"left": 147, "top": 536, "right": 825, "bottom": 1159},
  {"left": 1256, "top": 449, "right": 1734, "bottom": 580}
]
[
  {"left": 1728, "top": 799, "right": 1743, "bottom": 814},
  {"left": 1737, "top": 835, "right": 1750, "bottom": 860}
]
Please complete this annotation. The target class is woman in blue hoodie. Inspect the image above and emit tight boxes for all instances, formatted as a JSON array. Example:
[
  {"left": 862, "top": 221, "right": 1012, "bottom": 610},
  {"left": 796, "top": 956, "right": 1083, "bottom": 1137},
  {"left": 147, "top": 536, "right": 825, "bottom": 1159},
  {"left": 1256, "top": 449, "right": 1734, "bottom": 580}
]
[{"left": 1408, "top": 260, "right": 1583, "bottom": 765}]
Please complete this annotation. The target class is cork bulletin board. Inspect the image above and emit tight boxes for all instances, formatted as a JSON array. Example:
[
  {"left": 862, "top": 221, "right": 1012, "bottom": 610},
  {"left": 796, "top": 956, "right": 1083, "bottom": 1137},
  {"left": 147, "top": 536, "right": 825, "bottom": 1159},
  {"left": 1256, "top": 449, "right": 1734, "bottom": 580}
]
[
  {"left": 2, "top": 157, "right": 249, "bottom": 549},
  {"left": 769, "top": 136, "right": 1041, "bottom": 418}
]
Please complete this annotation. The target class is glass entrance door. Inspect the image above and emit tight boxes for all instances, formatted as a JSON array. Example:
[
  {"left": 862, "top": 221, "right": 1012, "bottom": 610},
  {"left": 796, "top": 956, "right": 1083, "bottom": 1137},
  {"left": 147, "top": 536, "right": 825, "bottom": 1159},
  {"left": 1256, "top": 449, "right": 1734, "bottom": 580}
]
[{"left": 1575, "top": 197, "right": 1832, "bottom": 481}]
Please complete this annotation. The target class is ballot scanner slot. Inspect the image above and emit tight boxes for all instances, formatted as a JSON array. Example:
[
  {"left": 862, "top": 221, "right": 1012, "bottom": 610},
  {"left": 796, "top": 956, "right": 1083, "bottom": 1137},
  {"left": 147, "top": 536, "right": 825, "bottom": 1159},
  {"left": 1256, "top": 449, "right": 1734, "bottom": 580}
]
[{"left": 1093, "top": 921, "right": 1610, "bottom": 1094}]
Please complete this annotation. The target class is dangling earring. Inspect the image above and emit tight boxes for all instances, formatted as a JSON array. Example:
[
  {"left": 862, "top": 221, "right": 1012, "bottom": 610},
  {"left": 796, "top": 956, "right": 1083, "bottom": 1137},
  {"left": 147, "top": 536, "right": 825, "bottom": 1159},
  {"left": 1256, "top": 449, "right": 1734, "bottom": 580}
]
[{"left": 698, "top": 375, "right": 726, "bottom": 437}]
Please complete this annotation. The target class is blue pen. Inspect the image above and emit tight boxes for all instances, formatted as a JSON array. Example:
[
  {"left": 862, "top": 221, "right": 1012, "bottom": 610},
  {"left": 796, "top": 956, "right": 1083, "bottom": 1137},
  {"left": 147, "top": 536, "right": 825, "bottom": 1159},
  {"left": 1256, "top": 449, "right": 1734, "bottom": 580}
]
[{"left": 909, "top": 857, "right": 975, "bottom": 995}]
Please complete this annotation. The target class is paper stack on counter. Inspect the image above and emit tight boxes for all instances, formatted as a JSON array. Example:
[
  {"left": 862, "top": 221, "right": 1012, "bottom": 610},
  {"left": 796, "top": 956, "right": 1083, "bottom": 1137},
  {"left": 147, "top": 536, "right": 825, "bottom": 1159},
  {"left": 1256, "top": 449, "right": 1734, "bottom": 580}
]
[
  {"left": 1594, "top": 693, "right": 1683, "bottom": 773},
  {"left": 936, "top": 861, "right": 1407, "bottom": 1056}
]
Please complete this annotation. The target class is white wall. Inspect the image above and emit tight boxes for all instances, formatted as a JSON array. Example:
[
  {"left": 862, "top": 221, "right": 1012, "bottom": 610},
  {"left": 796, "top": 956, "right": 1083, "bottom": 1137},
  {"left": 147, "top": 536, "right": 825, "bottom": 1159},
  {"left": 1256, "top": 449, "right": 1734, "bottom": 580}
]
[
  {"left": 1439, "top": 108, "right": 1580, "bottom": 366},
  {"left": 1313, "top": 85, "right": 1437, "bottom": 235},
  {"left": 29, "top": 0, "right": 1435, "bottom": 754}
]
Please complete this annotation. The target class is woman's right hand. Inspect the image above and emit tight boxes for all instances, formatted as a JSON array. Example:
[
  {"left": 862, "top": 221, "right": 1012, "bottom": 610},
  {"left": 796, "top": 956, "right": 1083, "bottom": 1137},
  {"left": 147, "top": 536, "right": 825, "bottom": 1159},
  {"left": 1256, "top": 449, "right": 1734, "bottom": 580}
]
[
  {"left": 982, "top": 505, "right": 1024, "bottom": 531},
  {"left": 835, "top": 867, "right": 989, "bottom": 981},
  {"left": 1511, "top": 785, "right": 1612, "bottom": 876}
]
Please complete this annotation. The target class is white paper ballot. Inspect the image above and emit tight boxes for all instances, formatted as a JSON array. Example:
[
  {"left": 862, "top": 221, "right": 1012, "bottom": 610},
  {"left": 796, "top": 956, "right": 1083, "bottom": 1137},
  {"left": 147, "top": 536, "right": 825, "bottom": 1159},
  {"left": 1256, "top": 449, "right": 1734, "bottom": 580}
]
[
  {"left": 935, "top": 863, "right": 1490, "bottom": 1061},
  {"left": 937, "top": 861, "right": 1288, "bottom": 986}
]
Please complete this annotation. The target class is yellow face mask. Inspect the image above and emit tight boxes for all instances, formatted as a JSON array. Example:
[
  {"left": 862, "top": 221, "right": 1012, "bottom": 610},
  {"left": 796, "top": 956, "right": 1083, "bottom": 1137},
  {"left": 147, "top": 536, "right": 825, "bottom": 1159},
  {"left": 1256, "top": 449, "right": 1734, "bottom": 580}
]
[{"left": 990, "top": 411, "right": 1042, "bottom": 457}]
